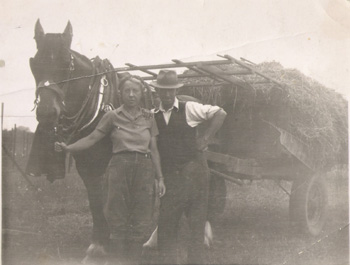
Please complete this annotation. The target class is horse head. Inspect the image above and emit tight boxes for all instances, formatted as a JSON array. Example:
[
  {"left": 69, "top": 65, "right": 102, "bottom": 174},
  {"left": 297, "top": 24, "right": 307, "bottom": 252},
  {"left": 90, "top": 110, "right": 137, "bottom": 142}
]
[{"left": 30, "top": 19, "right": 92, "bottom": 126}]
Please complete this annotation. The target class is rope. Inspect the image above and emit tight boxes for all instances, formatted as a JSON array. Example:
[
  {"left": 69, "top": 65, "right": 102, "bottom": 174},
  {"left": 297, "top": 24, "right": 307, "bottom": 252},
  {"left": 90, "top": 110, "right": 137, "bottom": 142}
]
[{"left": 2, "top": 144, "right": 41, "bottom": 192}]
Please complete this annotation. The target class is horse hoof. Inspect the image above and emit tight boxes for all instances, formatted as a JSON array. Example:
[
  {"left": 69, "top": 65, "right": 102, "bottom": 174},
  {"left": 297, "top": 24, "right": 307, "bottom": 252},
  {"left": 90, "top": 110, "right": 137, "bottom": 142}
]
[
  {"left": 86, "top": 243, "right": 108, "bottom": 257},
  {"left": 82, "top": 255, "right": 108, "bottom": 265},
  {"left": 82, "top": 243, "right": 108, "bottom": 264},
  {"left": 104, "top": 257, "right": 125, "bottom": 265}
]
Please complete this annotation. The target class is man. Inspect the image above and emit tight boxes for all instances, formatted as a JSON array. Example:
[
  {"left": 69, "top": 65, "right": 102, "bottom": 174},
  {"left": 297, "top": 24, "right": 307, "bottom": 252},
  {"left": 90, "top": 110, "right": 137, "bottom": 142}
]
[{"left": 151, "top": 70, "right": 227, "bottom": 264}]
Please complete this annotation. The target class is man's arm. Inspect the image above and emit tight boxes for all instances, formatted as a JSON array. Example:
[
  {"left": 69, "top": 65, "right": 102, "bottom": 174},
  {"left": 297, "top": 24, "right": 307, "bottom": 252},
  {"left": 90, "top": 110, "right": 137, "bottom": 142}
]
[{"left": 196, "top": 108, "right": 227, "bottom": 151}]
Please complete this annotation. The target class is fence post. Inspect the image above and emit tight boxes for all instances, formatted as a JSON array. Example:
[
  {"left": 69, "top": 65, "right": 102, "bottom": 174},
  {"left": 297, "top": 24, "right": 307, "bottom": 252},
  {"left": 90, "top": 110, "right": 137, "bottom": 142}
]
[
  {"left": 13, "top": 124, "right": 17, "bottom": 156},
  {"left": 22, "top": 130, "right": 26, "bottom": 157},
  {"left": 12, "top": 124, "right": 17, "bottom": 168},
  {"left": 1, "top": 102, "right": 3, "bottom": 131}
]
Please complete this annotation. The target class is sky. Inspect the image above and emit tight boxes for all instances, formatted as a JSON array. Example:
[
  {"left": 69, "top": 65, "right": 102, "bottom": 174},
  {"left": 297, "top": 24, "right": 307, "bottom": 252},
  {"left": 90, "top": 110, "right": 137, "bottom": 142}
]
[{"left": 0, "top": 0, "right": 349, "bottom": 132}]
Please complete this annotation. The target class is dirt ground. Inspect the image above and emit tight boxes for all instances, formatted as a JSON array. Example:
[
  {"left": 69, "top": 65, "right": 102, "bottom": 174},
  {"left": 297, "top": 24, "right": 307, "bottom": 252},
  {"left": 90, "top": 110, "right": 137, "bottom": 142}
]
[{"left": 2, "top": 157, "right": 349, "bottom": 265}]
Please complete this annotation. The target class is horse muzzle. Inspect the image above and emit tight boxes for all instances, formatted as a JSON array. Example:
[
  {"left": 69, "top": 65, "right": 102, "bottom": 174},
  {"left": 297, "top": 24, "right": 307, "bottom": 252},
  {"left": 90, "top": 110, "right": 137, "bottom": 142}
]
[
  {"left": 36, "top": 104, "right": 60, "bottom": 125},
  {"left": 35, "top": 80, "right": 64, "bottom": 125}
]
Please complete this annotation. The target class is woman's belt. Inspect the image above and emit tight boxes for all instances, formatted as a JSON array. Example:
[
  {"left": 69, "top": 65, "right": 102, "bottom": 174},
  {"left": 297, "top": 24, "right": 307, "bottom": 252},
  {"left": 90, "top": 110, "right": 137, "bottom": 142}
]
[{"left": 113, "top": 150, "right": 151, "bottom": 158}]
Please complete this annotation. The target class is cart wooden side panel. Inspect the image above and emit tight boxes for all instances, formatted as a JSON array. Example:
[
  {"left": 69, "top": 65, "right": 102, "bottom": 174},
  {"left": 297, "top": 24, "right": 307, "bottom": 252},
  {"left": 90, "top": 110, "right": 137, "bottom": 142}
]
[{"left": 206, "top": 120, "right": 315, "bottom": 181}]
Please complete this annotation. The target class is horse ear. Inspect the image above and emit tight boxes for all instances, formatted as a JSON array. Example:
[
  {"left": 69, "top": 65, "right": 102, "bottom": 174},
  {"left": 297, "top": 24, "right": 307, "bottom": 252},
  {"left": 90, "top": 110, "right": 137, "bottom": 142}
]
[
  {"left": 63, "top": 21, "right": 73, "bottom": 47},
  {"left": 34, "top": 19, "right": 44, "bottom": 45}
]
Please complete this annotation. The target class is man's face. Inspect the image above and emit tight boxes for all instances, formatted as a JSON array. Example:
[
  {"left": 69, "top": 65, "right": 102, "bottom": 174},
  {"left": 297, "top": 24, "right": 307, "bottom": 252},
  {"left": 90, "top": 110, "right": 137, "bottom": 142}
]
[{"left": 157, "top": 88, "right": 177, "bottom": 109}]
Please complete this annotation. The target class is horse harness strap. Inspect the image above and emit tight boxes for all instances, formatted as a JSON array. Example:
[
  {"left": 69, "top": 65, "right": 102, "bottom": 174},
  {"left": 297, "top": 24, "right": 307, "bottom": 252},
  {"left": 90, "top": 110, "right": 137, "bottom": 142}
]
[
  {"left": 62, "top": 63, "right": 97, "bottom": 122},
  {"left": 78, "top": 74, "right": 109, "bottom": 132},
  {"left": 36, "top": 80, "right": 65, "bottom": 99},
  {"left": 61, "top": 57, "right": 119, "bottom": 143}
]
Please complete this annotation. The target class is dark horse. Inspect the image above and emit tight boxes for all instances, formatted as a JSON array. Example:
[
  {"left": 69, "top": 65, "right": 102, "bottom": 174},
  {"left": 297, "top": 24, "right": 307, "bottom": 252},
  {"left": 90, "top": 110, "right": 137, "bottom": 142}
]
[{"left": 27, "top": 19, "right": 135, "bottom": 257}]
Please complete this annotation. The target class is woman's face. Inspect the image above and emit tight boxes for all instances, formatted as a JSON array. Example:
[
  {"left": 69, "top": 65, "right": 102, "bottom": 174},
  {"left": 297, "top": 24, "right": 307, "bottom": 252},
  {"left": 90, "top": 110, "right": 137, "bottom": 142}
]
[{"left": 121, "top": 80, "right": 143, "bottom": 108}]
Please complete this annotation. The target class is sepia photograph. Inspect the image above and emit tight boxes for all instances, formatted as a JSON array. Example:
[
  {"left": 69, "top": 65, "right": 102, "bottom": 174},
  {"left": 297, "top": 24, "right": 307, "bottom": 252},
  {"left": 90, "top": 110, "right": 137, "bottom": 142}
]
[{"left": 1, "top": 0, "right": 349, "bottom": 264}]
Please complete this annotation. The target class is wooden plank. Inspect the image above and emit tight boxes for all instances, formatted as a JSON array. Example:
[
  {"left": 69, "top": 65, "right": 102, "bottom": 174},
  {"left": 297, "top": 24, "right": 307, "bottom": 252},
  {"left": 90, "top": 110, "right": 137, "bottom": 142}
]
[
  {"left": 125, "top": 63, "right": 157, "bottom": 77},
  {"left": 117, "top": 57, "right": 283, "bottom": 90},
  {"left": 142, "top": 70, "right": 251, "bottom": 81},
  {"left": 205, "top": 150, "right": 263, "bottom": 177},
  {"left": 210, "top": 169, "right": 243, "bottom": 186},
  {"left": 176, "top": 69, "right": 252, "bottom": 78},
  {"left": 262, "top": 119, "right": 315, "bottom": 171},
  {"left": 172, "top": 59, "right": 223, "bottom": 82},
  {"left": 113, "top": 59, "right": 232, "bottom": 72},
  {"left": 240, "top": 57, "right": 257, "bottom": 66},
  {"left": 182, "top": 83, "right": 225, "bottom": 88},
  {"left": 220, "top": 54, "right": 286, "bottom": 89},
  {"left": 278, "top": 129, "right": 315, "bottom": 171},
  {"left": 148, "top": 82, "right": 224, "bottom": 87},
  {"left": 198, "top": 64, "right": 254, "bottom": 90}
]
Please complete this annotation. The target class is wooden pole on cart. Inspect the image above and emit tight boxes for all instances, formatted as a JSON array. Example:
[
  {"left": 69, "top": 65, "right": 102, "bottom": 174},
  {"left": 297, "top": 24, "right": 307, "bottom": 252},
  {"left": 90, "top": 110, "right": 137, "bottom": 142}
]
[
  {"left": 125, "top": 63, "right": 158, "bottom": 77},
  {"left": 113, "top": 59, "right": 233, "bottom": 73},
  {"left": 210, "top": 169, "right": 244, "bottom": 186},
  {"left": 172, "top": 59, "right": 223, "bottom": 83},
  {"left": 218, "top": 54, "right": 286, "bottom": 89}
]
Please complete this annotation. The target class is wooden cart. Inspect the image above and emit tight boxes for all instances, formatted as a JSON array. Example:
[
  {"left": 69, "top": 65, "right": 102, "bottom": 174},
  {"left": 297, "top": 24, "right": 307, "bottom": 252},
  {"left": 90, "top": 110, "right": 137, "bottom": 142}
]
[{"left": 114, "top": 55, "right": 329, "bottom": 236}]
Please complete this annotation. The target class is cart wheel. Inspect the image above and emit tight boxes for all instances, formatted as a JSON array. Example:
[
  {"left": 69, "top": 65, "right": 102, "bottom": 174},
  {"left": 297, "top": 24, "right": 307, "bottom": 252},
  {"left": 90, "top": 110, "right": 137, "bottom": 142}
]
[
  {"left": 289, "top": 174, "right": 328, "bottom": 236},
  {"left": 207, "top": 175, "right": 227, "bottom": 223}
]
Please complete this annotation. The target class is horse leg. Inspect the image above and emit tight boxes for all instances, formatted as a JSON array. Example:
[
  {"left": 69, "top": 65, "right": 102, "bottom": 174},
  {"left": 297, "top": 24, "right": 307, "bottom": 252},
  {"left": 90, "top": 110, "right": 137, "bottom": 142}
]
[
  {"left": 81, "top": 172, "right": 110, "bottom": 246},
  {"left": 74, "top": 139, "right": 112, "bottom": 253},
  {"left": 76, "top": 162, "right": 110, "bottom": 263}
]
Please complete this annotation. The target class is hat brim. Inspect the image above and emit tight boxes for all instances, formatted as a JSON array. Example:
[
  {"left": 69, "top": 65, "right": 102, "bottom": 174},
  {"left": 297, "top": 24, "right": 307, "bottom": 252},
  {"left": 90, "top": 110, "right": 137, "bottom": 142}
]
[{"left": 150, "top": 81, "right": 183, "bottom": 89}]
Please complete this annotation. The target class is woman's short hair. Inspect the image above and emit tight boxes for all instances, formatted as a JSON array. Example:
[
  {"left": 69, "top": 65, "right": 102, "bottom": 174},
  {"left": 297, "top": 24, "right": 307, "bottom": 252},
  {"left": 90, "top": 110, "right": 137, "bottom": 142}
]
[
  {"left": 119, "top": 75, "right": 144, "bottom": 92},
  {"left": 119, "top": 75, "right": 146, "bottom": 103}
]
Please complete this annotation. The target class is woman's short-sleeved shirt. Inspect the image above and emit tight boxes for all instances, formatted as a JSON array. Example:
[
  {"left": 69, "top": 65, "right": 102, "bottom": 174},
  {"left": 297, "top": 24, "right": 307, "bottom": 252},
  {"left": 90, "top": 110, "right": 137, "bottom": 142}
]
[{"left": 96, "top": 105, "right": 158, "bottom": 154}]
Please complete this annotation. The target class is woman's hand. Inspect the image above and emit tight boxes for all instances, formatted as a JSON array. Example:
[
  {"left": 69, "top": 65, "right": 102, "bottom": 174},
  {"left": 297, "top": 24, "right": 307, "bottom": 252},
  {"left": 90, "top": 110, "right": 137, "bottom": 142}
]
[
  {"left": 55, "top": 142, "right": 68, "bottom": 152},
  {"left": 149, "top": 136, "right": 165, "bottom": 197},
  {"left": 157, "top": 178, "right": 166, "bottom": 198}
]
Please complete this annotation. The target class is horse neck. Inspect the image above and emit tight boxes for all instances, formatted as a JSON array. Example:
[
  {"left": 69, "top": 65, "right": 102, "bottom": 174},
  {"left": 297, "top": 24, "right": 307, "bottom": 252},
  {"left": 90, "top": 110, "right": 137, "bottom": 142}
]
[{"left": 65, "top": 50, "right": 93, "bottom": 115}]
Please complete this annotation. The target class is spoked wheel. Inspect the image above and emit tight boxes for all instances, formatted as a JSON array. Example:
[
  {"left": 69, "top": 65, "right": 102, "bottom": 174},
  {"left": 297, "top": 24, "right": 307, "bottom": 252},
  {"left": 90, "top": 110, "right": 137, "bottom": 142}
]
[{"left": 289, "top": 174, "right": 328, "bottom": 236}]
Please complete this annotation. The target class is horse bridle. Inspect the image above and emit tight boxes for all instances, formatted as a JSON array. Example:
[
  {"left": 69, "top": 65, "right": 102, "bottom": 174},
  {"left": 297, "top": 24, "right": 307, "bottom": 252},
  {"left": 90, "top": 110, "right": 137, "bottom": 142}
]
[
  {"left": 32, "top": 52, "right": 114, "bottom": 143},
  {"left": 32, "top": 53, "right": 75, "bottom": 111}
]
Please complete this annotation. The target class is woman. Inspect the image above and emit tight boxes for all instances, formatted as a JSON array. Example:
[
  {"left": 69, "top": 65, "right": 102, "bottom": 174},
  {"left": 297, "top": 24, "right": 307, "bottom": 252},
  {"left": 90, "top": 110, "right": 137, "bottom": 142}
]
[{"left": 55, "top": 75, "right": 165, "bottom": 264}]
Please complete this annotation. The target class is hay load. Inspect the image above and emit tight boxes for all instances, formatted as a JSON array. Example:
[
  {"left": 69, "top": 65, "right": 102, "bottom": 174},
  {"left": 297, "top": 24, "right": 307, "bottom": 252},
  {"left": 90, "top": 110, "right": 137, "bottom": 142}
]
[{"left": 178, "top": 61, "right": 348, "bottom": 171}]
